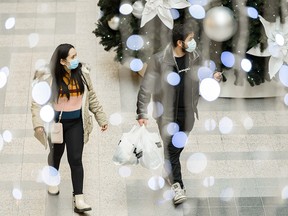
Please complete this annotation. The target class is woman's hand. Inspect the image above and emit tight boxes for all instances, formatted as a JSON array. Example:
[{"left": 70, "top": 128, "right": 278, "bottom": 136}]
[
  {"left": 35, "top": 126, "right": 45, "bottom": 134},
  {"left": 34, "top": 126, "right": 47, "bottom": 149},
  {"left": 101, "top": 124, "right": 108, "bottom": 132}
]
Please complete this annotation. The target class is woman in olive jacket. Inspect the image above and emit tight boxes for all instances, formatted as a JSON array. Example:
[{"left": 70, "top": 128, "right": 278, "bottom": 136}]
[{"left": 31, "top": 44, "right": 108, "bottom": 213}]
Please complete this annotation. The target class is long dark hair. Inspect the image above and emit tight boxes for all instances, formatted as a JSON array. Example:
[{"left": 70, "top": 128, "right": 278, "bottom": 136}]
[{"left": 50, "top": 43, "right": 87, "bottom": 102}]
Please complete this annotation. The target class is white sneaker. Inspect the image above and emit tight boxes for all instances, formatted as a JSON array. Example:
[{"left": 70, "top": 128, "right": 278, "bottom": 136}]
[
  {"left": 171, "top": 182, "right": 187, "bottom": 204},
  {"left": 48, "top": 185, "right": 59, "bottom": 195}
]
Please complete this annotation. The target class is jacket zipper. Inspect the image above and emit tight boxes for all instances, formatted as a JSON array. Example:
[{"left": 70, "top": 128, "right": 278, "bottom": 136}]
[{"left": 173, "top": 57, "right": 180, "bottom": 121}]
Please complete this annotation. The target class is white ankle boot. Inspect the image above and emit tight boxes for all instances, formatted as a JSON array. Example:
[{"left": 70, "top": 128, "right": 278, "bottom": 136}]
[
  {"left": 48, "top": 186, "right": 59, "bottom": 195},
  {"left": 74, "top": 194, "right": 92, "bottom": 213}
]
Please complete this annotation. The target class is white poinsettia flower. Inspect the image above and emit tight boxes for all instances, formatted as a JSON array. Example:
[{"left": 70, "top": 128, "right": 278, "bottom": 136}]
[
  {"left": 247, "top": 15, "right": 288, "bottom": 79},
  {"left": 141, "top": 0, "right": 191, "bottom": 29}
]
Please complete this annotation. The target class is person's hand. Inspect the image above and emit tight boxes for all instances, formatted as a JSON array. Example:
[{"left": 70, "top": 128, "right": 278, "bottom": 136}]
[
  {"left": 101, "top": 124, "right": 108, "bottom": 132},
  {"left": 35, "top": 126, "right": 45, "bottom": 134},
  {"left": 34, "top": 126, "right": 47, "bottom": 149},
  {"left": 137, "top": 119, "right": 148, "bottom": 126},
  {"left": 213, "top": 71, "right": 223, "bottom": 81}
]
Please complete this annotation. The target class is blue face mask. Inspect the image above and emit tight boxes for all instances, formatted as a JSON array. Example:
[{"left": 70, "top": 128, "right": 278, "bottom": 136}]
[
  {"left": 185, "top": 39, "right": 197, "bottom": 53},
  {"left": 68, "top": 59, "right": 79, "bottom": 70}
]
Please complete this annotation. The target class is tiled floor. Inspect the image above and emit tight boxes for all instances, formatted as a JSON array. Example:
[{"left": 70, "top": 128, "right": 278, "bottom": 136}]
[{"left": 0, "top": 0, "right": 288, "bottom": 216}]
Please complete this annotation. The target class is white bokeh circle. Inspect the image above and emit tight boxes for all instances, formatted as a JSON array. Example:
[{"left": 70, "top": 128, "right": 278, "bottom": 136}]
[
  {"left": 187, "top": 153, "right": 208, "bottom": 174},
  {"left": 32, "top": 81, "right": 51, "bottom": 105},
  {"left": 41, "top": 166, "right": 61, "bottom": 186},
  {"left": 148, "top": 176, "right": 165, "bottom": 191},
  {"left": 200, "top": 78, "right": 220, "bottom": 101},
  {"left": 40, "top": 105, "right": 54, "bottom": 122}
]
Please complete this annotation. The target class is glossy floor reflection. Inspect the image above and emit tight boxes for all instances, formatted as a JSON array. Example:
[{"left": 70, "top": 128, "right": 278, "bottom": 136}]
[{"left": 0, "top": 0, "right": 288, "bottom": 216}]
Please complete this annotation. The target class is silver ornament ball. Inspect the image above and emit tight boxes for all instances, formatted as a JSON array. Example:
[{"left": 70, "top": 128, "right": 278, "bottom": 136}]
[
  {"left": 108, "top": 16, "right": 120, "bottom": 30},
  {"left": 132, "top": 1, "right": 144, "bottom": 19},
  {"left": 203, "top": 6, "right": 237, "bottom": 42}
]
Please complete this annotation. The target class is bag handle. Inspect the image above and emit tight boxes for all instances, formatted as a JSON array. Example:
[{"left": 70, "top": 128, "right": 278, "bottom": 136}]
[{"left": 58, "top": 110, "right": 63, "bottom": 123}]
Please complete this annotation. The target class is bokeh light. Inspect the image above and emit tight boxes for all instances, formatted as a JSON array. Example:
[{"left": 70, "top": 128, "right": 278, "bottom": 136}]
[
  {"left": 204, "top": 118, "right": 217, "bottom": 131},
  {"left": 148, "top": 176, "right": 165, "bottom": 191},
  {"left": 0, "top": 135, "right": 3, "bottom": 152},
  {"left": 0, "top": 71, "right": 7, "bottom": 88},
  {"left": 275, "top": 34, "right": 285, "bottom": 46},
  {"left": 242, "top": 116, "right": 253, "bottom": 130},
  {"left": 171, "top": 9, "right": 180, "bottom": 20},
  {"left": 32, "top": 81, "right": 51, "bottom": 105},
  {"left": 198, "top": 66, "right": 213, "bottom": 81},
  {"left": 28, "top": 33, "right": 39, "bottom": 48},
  {"left": 166, "top": 122, "right": 179, "bottom": 135},
  {"left": 204, "top": 60, "right": 216, "bottom": 71},
  {"left": 188, "top": 0, "right": 209, "bottom": 5},
  {"left": 268, "top": 43, "right": 282, "bottom": 58},
  {"left": 1, "top": 66, "right": 10, "bottom": 76},
  {"left": 126, "top": 34, "right": 144, "bottom": 50},
  {"left": 130, "top": 58, "right": 143, "bottom": 72},
  {"left": 189, "top": 5, "right": 206, "bottom": 19},
  {"left": 40, "top": 105, "right": 54, "bottom": 122},
  {"left": 279, "top": 65, "right": 288, "bottom": 87},
  {"left": 281, "top": 186, "right": 288, "bottom": 199},
  {"left": 167, "top": 72, "right": 180, "bottom": 86},
  {"left": 241, "top": 58, "right": 252, "bottom": 72},
  {"left": 220, "top": 187, "right": 234, "bottom": 201},
  {"left": 221, "top": 51, "right": 235, "bottom": 68},
  {"left": 203, "top": 176, "right": 215, "bottom": 187},
  {"left": 219, "top": 116, "right": 233, "bottom": 134},
  {"left": 35, "top": 59, "right": 46, "bottom": 70},
  {"left": 41, "top": 166, "right": 61, "bottom": 186},
  {"left": 3, "top": 130, "right": 12, "bottom": 143},
  {"left": 119, "top": 3, "right": 133, "bottom": 15},
  {"left": 12, "top": 188, "right": 22, "bottom": 200},
  {"left": 119, "top": 166, "right": 132, "bottom": 177},
  {"left": 5, "top": 17, "right": 15, "bottom": 29},
  {"left": 283, "top": 93, "right": 288, "bottom": 106},
  {"left": 172, "top": 131, "right": 188, "bottom": 148},
  {"left": 109, "top": 113, "right": 122, "bottom": 125},
  {"left": 147, "top": 101, "right": 164, "bottom": 118},
  {"left": 187, "top": 152, "right": 207, "bottom": 173},
  {"left": 247, "top": 7, "right": 258, "bottom": 19},
  {"left": 163, "top": 189, "right": 175, "bottom": 200},
  {"left": 200, "top": 78, "right": 221, "bottom": 102}
]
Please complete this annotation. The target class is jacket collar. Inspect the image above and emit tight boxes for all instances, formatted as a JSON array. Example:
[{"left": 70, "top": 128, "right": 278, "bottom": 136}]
[{"left": 162, "top": 43, "right": 200, "bottom": 66}]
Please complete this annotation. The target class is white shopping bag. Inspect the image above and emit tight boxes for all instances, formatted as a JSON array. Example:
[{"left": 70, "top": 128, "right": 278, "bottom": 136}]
[
  {"left": 112, "top": 125, "right": 143, "bottom": 165},
  {"left": 137, "top": 126, "right": 164, "bottom": 170}
]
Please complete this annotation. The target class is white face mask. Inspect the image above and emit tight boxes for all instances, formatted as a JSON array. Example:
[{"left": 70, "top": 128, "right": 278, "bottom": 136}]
[{"left": 185, "top": 39, "right": 197, "bottom": 53}]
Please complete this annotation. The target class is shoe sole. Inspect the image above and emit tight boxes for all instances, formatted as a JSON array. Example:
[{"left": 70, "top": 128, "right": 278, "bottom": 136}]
[
  {"left": 74, "top": 207, "right": 92, "bottom": 213},
  {"left": 174, "top": 197, "right": 187, "bottom": 205},
  {"left": 48, "top": 191, "right": 59, "bottom": 196}
]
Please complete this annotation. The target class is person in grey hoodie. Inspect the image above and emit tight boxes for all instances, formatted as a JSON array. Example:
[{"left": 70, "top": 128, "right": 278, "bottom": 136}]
[{"left": 136, "top": 23, "right": 222, "bottom": 205}]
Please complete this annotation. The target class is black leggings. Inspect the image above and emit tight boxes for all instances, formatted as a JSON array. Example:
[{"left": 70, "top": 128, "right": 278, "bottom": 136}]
[{"left": 48, "top": 117, "right": 84, "bottom": 195}]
